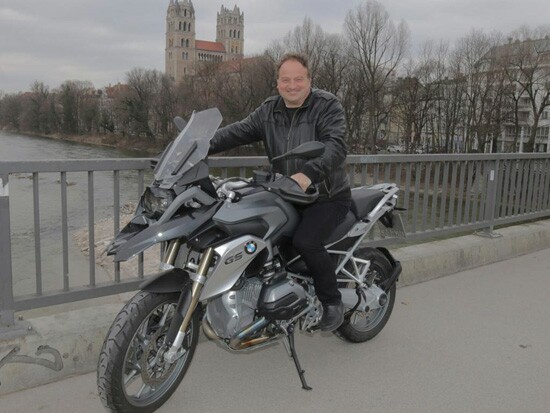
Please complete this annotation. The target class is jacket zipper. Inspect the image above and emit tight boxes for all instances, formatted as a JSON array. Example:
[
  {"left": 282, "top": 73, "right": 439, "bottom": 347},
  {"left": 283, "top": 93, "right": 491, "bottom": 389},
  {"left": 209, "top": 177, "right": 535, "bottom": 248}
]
[
  {"left": 324, "top": 175, "right": 332, "bottom": 198},
  {"left": 285, "top": 109, "right": 300, "bottom": 175}
]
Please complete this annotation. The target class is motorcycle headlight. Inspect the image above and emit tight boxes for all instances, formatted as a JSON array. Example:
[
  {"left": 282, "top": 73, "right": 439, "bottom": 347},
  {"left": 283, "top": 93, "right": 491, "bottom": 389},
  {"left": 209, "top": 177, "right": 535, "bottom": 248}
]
[{"left": 142, "top": 186, "right": 176, "bottom": 217}]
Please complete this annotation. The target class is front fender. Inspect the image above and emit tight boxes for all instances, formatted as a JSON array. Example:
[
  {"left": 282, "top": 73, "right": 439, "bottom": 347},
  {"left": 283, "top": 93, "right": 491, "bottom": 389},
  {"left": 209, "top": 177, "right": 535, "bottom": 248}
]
[{"left": 140, "top": 268, "right": 191, "bottom": 293}]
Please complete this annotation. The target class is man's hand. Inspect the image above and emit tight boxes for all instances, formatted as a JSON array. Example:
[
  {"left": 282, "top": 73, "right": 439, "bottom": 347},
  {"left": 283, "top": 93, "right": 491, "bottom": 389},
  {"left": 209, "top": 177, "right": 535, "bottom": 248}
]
[{"left": 290, "top": 173, "right": 312, "bottom": 192}]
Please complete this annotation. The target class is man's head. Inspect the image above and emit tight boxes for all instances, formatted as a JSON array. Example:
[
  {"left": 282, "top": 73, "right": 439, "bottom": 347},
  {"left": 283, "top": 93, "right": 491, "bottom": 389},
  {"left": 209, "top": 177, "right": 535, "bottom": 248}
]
[{"left": 276, "top": 53, "right": 312, "bottom": 108}]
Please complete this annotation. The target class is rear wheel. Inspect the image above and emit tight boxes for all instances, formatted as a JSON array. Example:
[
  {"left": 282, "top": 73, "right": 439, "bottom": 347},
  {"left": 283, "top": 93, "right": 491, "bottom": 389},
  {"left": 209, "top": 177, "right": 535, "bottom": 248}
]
[
  {"left": 336, "top": 247, "right": 396, "bottom": 343},
  {"left": 97, "top": 290, "right": 199, "bottom": 413}
]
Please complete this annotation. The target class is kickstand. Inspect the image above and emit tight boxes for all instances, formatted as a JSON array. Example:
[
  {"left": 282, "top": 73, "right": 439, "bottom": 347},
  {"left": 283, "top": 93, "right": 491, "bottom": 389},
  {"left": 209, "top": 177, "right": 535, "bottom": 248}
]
[{"left": 283, "top": 325, "right": 312, "bottom": 390}]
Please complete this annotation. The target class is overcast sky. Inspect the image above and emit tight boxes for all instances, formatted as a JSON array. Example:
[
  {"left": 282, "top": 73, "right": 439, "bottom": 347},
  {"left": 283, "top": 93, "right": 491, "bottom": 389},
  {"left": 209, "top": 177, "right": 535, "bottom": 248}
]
[{"left": 1, "top": 0, "right": 549, "bottom": 93}]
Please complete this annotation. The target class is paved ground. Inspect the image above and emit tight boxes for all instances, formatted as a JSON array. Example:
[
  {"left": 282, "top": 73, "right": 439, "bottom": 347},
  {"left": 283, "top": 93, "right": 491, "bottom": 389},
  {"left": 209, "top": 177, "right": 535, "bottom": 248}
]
[{"left": 2, "top": 249, "right": 549, "bottom": 413}]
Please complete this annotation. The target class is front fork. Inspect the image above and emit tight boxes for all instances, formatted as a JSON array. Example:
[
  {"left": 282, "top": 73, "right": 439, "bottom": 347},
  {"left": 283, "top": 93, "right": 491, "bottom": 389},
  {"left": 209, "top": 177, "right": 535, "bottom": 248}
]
[{"left": 163, "top": 244, "right": 215, "bottom": 364}]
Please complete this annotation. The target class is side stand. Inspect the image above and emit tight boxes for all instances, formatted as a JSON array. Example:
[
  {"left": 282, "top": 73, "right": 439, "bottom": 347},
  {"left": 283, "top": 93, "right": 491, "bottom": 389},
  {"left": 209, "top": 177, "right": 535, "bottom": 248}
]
[{"left": 283, "top": 325, "right": 312, "bottom": 390}]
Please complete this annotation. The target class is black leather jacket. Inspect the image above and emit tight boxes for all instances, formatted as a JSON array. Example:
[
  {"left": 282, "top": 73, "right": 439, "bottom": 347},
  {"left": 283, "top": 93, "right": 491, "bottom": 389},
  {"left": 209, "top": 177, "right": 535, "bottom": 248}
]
[{"left": 209, "top": 88, "right": 350, "bottom": 199}]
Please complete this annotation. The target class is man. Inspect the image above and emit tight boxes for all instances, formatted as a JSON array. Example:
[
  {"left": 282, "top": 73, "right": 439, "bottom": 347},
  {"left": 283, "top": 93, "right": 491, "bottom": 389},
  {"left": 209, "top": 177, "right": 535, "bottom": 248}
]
[{"left": 209, "top": 53, "right": 351, "bottom": 331}]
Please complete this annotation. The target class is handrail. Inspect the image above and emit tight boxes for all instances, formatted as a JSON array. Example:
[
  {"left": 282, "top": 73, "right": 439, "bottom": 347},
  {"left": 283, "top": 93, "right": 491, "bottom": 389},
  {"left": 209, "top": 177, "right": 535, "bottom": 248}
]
[{"left": 1, "top": 153, "right": 550, "bottom": 329}]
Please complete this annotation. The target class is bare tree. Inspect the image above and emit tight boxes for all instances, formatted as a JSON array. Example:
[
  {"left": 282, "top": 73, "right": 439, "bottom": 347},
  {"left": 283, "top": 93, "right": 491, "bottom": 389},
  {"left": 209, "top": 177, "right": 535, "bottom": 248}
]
[
  {"left": 501, "top": 28, "right": 550, "bottom": 152},
  {"left": 191, "top": 56, "right": 275, "bottom": 154},
  {"left": 315, "top": 34, "right": 350, "bottom": 96},
  {"left": 124, "top": 68, "right": 163, "bottom": 138},
  {"left": 452, "top": 30, "right": 505, "bottom": 152},
  {"left": 0, "top": 93, "right": 23, "bottom": 130},
  {"left": 266, "top": 17, "right": 328, "bottom": 80},
  {"left": 344, "top": 0, "right": 409, "bottom": 153},
  {"left": 153, "top": 73, "right": 179, "bottom": 140},
  {"left": 57, "top": 80, "right": 94, "bottom": 135},
  {"left": 21, "top": 81, "right": 51, "bottom": 134},
  {"left": 393, "top": 41, "right": 449, "bottom": 152}
]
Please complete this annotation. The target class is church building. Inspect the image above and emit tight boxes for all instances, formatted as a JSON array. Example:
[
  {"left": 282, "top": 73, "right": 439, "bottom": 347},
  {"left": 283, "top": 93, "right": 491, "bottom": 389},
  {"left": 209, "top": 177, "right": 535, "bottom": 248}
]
[{"left": 165, "top": 0, "right": 244, "bottom": 80}]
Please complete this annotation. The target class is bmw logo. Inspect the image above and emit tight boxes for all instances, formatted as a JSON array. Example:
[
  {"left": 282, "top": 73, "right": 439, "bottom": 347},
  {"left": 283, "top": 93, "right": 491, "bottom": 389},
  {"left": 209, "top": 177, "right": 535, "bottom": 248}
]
[{"left": 244, "top": 241, "right": 257, "bottom": 254}]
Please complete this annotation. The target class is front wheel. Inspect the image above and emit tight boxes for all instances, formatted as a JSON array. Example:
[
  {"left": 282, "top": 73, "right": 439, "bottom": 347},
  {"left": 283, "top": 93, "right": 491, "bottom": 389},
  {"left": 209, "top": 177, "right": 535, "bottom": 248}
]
[
  {"left": 336, "top": 247, "right": 396, "bottom": 343},
  {"left": 97, "top": 290, "right": 199, "bottom": 413}
]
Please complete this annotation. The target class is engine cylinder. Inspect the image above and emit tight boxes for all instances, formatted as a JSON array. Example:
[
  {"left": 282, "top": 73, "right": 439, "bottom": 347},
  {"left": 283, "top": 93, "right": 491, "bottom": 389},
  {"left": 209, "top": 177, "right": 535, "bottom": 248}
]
[{"left": 257, "top": 276, "right": 308, "bottom": 320}]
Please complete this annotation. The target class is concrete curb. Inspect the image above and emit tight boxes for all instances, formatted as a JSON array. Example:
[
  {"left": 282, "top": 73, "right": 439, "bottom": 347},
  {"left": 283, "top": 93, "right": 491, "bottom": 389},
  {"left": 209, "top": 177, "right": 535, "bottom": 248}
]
[
  {"left": 2, "top": 219, "right": 550, "bottom": 395},
  {"left": 395, "top": 219, "right": 550, "bottom": 287}
]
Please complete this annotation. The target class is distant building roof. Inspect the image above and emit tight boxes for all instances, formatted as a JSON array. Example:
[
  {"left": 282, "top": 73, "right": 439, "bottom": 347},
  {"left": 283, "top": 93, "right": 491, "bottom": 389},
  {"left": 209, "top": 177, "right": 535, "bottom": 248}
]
[
  {"left": 216, "top": 56, "right": 266, "bottom": 73},
  {"left": 483, "top": 36, "right": 550, "bottom": 62},
  {"left": 195, "top": 40, "right": 225, "bottom": 53}
]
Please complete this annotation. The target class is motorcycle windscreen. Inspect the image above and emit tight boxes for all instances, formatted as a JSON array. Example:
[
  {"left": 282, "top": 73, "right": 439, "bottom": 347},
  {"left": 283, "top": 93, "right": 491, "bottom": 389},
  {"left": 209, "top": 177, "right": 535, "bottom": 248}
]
[{"left": 154, "top": 108, "right": 222, "bottom": 189}]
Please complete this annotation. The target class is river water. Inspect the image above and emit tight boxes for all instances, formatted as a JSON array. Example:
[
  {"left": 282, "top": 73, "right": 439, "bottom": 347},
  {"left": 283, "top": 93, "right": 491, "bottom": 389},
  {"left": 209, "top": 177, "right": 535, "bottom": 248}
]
[{"left": 0, "top": 131, "right": 153, "bottom": 297}]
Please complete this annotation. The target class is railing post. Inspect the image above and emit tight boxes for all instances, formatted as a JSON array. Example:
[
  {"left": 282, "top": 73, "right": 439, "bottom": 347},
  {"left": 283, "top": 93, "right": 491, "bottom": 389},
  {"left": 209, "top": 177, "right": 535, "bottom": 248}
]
[
  {"left": 476, "top": 160, "right": 502, "bottom": 239},
  {"left": 0, "top": 174, "right": 28, "bottom": 338}
]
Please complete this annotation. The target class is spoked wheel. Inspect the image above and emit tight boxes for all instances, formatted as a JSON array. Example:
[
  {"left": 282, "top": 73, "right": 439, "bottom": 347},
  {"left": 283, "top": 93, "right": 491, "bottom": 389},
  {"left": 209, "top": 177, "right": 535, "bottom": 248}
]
[
  {"left": 336, "top": 247, "right": 396, "bottom": 343},
  {"left": 97, "top": 291, "right": 199, "bottom": 413}
]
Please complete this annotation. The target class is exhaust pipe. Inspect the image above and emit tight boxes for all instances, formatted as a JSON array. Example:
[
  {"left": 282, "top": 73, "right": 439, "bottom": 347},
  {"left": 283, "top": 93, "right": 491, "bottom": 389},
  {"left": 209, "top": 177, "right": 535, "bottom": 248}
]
[
  {"left": 203, "top": 316, "right": 274, "bottom": 350},
  {"left": 201, "top": 316, "right": 219, "bottom": 341},
  {"left": 229, "top": 317, "right": 271, "bottom": 350}
]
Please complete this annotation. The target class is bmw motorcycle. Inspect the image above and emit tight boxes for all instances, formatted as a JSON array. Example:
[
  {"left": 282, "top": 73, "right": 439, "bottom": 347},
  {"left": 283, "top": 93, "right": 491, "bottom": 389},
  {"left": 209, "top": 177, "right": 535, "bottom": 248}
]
[{"left": 97, "top": 108, "right": 404, "bottom": 412}]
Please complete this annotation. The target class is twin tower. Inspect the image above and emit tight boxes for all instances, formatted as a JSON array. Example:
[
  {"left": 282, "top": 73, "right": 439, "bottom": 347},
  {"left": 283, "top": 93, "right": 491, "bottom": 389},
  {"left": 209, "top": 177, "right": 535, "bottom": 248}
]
[{"left": 165, "top": 0, "right": 245, "bottom": 81}]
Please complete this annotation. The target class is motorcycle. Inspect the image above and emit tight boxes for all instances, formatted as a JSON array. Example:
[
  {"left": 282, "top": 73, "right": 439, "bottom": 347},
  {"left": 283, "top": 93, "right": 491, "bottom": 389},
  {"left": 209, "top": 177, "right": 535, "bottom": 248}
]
[{"left": 97, "top": 108, "right": 404, "bottom": 412}]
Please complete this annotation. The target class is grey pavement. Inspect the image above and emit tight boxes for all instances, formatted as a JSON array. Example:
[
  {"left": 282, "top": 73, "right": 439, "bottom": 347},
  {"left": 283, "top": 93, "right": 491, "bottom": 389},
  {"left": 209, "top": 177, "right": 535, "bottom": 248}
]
[{"left": 2, "top": 248, "right": 549, "bottom": 413}]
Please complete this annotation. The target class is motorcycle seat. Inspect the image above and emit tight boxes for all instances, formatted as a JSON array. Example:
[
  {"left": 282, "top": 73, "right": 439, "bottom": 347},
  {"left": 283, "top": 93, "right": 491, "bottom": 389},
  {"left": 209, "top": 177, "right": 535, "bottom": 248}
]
[
  {"left": 325, "top": 211, "right": 357, "bottom": 244},
  {"left": 323, "top": 187, "right": 385, "bottom": 245},
  {"left": 351, "top": 187, "right": 385, "bottom": 219}
]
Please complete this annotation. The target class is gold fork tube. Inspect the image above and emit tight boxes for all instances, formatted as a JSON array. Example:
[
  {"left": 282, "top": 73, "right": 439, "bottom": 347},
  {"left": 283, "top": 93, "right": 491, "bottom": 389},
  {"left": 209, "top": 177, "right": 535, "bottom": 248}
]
[
  {"left": 166, "top": 247, "right": 215, "bottom": 362},
  {"left": 178, "top": 247, "right": 214, "bottom": 334},
  {"left": 163, "top": 239, "right": 181, "bottom": 265},
  {"left": 196, "top": 247, "right": 214, "bottom": 277}
]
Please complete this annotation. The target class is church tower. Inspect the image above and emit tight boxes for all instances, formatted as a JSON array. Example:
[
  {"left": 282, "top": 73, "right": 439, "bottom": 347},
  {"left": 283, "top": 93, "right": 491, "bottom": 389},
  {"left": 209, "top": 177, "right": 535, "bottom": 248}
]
[
  {"left": 216, "top": 5, "right": 244, "bottom": 60},
  {"left": 165, "top": 1, "right": 245, "bottom": 81},
  {"left": 165, "top": 0, "right": 196, "bottom": 79}
]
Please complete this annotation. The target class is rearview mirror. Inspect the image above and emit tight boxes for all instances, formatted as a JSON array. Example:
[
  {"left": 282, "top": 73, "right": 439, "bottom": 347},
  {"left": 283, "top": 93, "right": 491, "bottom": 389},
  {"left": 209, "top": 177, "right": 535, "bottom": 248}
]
[{"left": 271, "top": 141, "right": 325, "bottom": 162}]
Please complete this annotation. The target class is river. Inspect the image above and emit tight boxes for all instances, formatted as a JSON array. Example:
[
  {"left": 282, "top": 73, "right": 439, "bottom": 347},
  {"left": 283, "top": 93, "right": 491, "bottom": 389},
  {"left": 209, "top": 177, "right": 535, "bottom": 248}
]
[{"left": 0, "top": 131, "right": 153, "bottom": 297}]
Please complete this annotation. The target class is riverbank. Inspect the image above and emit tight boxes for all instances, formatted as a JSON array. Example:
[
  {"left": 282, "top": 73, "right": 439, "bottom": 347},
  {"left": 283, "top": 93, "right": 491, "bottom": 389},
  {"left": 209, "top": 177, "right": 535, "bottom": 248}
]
[
  {"left": 1, "top": 128, "right": 166, "bottom": 156},
  {"left": 1, "top": 128, "right": 267, "bottom": 157}
]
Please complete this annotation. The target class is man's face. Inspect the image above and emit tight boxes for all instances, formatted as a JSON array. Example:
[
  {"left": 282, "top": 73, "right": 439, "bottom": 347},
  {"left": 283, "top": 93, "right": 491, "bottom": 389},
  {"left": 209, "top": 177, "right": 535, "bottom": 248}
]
[{"left": 277, "top": 59, "right": 311, "bottom": 108}]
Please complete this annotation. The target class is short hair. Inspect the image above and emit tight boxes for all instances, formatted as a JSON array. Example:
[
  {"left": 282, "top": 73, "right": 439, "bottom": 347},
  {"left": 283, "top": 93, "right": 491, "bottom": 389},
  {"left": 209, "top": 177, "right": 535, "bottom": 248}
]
[{"left": 276, "top": 53, "right": 311, "bottom": 79}]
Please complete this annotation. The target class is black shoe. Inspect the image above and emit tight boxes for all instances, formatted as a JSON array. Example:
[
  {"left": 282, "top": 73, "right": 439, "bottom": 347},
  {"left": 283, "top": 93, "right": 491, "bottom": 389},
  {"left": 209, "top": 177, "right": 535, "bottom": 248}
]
[{"left": 319, "top": 301, "right": 344, "bottom": 332}]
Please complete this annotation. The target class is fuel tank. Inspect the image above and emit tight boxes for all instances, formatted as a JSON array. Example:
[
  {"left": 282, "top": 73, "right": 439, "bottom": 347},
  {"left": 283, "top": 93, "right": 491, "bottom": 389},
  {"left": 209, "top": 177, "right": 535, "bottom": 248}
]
[{"left": 212, "top": 188, "right": 300, "bottom": 243}]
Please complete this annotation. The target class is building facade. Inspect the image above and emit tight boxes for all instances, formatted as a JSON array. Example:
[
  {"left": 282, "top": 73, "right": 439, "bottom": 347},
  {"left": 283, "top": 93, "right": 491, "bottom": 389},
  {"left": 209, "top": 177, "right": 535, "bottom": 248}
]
[
  {"left": 165, "top": 0, "right": 244, "bottom": 80},
  {"left": 482, "top": 37, "right": 550, "bottom": 153}
]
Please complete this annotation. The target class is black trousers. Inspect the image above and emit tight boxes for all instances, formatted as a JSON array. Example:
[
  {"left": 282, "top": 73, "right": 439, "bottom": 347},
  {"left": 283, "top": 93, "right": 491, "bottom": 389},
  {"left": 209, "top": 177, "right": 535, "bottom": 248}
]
[{"left": 292, "top": 198, "right": 351, "bottom": 305}]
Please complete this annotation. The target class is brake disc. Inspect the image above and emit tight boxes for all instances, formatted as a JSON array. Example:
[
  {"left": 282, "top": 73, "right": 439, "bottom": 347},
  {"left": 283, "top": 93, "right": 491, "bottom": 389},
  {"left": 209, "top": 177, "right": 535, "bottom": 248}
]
[{"left": 139, "top": 329, "right": 177, "bottom": 387}]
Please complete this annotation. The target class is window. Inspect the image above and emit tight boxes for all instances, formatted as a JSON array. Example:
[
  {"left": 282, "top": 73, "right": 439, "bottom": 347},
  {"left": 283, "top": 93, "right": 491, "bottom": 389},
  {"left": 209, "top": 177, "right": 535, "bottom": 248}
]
[
  {"left": 184, "top": 22, "right": 187, "bottom": 31},
  {"left": 188, "top": 23, "right": 191, "bottom": 32},
  {"left": 505, "top": 126, "right": 518, "bottom": 139},
  {"left": 186, "top": 39, "right": 189, "bottom": 47},
  {"left": 542, "top": 112, "right": 549, "bottom": 120},
  {"left": 536, "top": 126, "right": 549, "bottom": 139},
  {"left": 181, "top": 38, "right": 184, "bottom": 47}
]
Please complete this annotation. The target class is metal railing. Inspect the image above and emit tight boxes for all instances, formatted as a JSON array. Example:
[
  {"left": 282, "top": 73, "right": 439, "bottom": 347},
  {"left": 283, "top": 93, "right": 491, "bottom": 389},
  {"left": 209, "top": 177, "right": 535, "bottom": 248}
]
[{"left": 1, "top": 153, "right": 550, "bottom": 332}]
